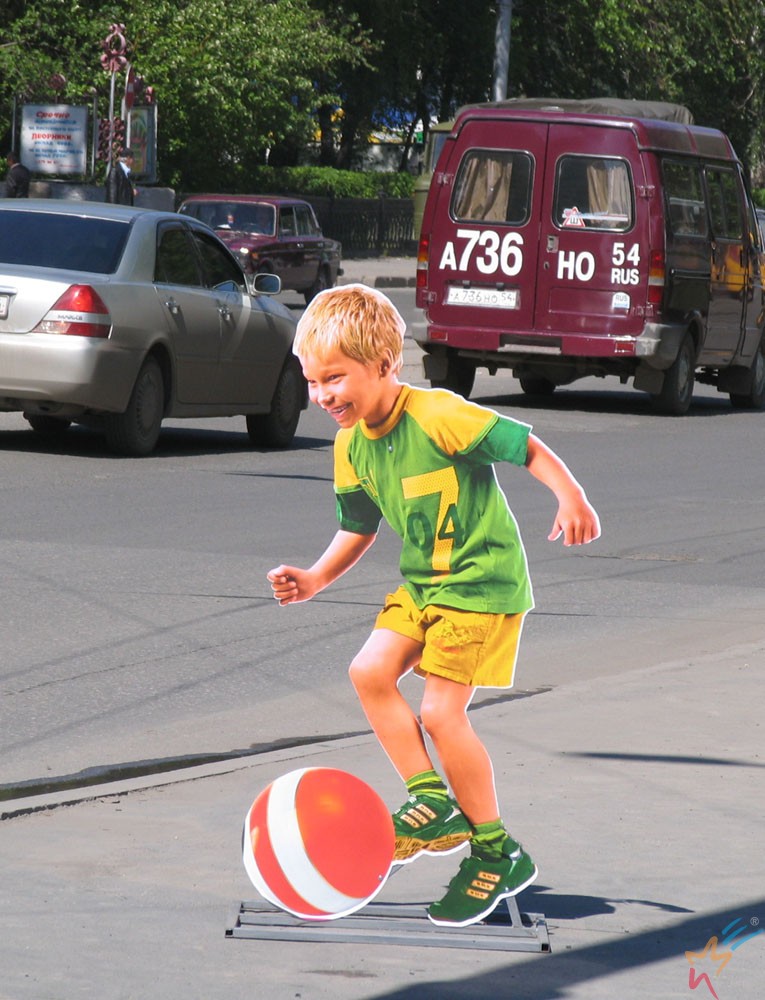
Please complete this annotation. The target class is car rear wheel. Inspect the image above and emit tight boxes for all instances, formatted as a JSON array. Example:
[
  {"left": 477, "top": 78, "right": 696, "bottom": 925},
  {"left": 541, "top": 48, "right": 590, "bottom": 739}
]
[
  {"left": 246, "top": 356, "right": 303, "bottom": 448},
  {"left": 651, "top": 332, "right": 695, "bottom": 415},
  {"left": 104, "top": 356, "right": 165, "bottom": 456},
  {"left": 24, "top": 414, "right": 72, "bottom": 435}
]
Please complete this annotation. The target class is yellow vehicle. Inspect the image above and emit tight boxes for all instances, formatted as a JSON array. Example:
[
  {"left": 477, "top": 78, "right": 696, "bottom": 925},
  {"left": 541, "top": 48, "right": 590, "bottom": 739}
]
[{"left": 413, "top": 121, "right": 454, "bottom": 239}]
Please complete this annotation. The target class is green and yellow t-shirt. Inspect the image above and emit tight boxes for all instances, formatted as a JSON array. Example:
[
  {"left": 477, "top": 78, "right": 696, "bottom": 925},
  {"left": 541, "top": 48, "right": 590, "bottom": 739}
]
[{"left": 334, "top": 384, "right": 533, "bottom": 614}]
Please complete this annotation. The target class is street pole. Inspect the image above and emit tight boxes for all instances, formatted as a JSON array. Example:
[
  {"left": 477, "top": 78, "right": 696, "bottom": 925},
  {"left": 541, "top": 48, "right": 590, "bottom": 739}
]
[
  {"left": 492, "top": 0, "right": 513, "bottom": 102},
  {"left": 100, "top": 23, "right": 129, "bottom": 174}
]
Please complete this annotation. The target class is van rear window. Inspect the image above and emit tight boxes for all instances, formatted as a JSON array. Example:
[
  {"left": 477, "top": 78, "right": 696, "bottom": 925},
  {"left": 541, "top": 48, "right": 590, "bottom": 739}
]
[
  {"left": 554, "top": 156, "right": 632, "bottom": 231},
  {"left": 663, "top": 160, "right": 707, "bottom": 237},
  {"left": 705, "top": 167, "right": 744, "bottom": 240},
  {"left": 452, "top": 150, "right": 532, "bottom": 225}
]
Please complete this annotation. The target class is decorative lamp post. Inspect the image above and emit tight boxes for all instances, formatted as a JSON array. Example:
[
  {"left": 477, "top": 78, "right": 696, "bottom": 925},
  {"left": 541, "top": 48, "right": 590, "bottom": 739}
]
[{"left": 100, "top": 23, "right": 129, "bottom": 172}]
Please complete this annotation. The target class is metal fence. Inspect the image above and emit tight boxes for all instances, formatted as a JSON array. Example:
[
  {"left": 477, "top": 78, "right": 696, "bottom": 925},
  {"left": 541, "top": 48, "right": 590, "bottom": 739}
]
[{"left": 304, "top": 196, "right": 416, "bottom": 258}]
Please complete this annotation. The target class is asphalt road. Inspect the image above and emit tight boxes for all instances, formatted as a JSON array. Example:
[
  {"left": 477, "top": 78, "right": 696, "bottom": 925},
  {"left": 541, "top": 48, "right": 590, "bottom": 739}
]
[{"left": 2, "top": 286, "right": 765, "bottom": 794}]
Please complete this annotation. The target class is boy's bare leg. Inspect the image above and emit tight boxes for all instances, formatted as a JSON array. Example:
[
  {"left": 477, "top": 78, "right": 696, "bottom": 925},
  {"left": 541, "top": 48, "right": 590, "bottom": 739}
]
[
  {"left": 348, "top": 629, "right": 432, "bottom": 779},
  {"left": 420, "top": 674, "right": 500, "bottom": 826}
]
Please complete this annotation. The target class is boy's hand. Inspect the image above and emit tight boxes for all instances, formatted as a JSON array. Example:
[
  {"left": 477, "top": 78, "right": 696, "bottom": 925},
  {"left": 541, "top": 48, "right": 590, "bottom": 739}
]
[
  {"left": 549, "top": 493, "right": 601, "bottom": 546},
  {"left": 267, "top": 565, "right": 319, "bottom": 605}
]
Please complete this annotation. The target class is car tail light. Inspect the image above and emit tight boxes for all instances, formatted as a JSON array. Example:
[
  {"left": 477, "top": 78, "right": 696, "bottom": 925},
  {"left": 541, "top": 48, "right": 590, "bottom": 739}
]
[
  {"left": 416, "top": 234, "right": 429, "bottom": 289},
  {"left": 32, "top": 285, "right": 111, "bottom": 338},
  {"left": 647, "top": 250, "right": 665, "bottom": 306}
]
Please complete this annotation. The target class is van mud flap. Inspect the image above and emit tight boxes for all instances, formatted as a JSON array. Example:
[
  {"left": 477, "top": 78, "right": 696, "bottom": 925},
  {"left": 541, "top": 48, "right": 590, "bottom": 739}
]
[
  {"left": 422, "top": 353, "right": 449, "bottom": 381},
  {"left": 633, "top": 365, "right": 665, "bottom": 394}
]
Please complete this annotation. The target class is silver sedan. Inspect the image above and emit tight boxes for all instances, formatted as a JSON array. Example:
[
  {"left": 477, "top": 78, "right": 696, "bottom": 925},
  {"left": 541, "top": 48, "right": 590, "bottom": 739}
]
[{"left": 0, "top": 201, "right": 306, "bottom": 455}]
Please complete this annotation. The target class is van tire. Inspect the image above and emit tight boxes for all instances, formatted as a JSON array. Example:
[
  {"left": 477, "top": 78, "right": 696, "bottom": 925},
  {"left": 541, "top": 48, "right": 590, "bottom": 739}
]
[
  {"left": 729, "top": 343, "right": 765, "bottom": 409},
  {"left": 431, "top": 354, "right": 476, "bottom": 398},
  {"left": 651, "top": 333, "right": 695, "bottom": 415},
  {"left": 519, "top": 374, "right": 555, "bottom": 396}
]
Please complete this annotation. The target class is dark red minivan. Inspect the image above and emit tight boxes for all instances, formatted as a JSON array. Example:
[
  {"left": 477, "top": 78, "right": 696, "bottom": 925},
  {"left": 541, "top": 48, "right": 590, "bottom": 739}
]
[{"left": 415, "top": 99, "right": 765, "bottom": 413}]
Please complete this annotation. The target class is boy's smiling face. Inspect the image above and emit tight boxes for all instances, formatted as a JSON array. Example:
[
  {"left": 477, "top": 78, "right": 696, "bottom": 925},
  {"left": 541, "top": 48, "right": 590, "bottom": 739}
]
[{"left": 299, "top": 348, "right": 400, "bottom": 428}]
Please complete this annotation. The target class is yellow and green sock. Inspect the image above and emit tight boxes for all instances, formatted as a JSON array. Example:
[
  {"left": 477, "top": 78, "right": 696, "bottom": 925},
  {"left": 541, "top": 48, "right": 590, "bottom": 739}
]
[
  {"left": 471, "top": 819, "right": 518, "bottom": 859},
  {"left": 405, "top": 768, "right": 449, "bottom": 802}
]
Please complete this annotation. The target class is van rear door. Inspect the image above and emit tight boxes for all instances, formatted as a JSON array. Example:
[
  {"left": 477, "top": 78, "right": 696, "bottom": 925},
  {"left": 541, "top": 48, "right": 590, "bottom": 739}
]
[
  {"left": 533, "top": 123, "right": 649, "bottom": 346},
  {"left": 426, "top": 119, "right": 548, "bottom": 337},
  {"left": 702, "top": 163, "right": 757, "bottom": 362}
]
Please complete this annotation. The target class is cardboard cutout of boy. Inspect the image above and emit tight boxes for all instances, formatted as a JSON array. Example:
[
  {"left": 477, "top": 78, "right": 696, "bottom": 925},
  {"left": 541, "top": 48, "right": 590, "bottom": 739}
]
[{"left": 268, "top": 284, "right": 600, "bottom": 927}]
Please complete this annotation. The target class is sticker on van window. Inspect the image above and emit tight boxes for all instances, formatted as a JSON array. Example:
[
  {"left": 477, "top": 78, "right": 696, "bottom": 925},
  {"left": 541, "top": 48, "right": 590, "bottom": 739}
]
[
  {"left": 562, "top": 207, "right": 586, "bottom": 228},
  {"left": 438, "top": 228, "right": 524, "bottom": 277}
]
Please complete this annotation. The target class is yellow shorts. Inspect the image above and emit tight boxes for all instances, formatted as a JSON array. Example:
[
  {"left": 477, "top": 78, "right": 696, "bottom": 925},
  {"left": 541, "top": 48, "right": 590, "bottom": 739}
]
[{"left": 374, "top": 586, "right": 526, "bottom": 689}]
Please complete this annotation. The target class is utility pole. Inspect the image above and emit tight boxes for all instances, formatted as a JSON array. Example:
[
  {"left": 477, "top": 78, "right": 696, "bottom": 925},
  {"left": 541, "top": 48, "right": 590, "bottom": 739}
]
[{"left": 492, "top": 0, "right": 513, "bottom": 102}]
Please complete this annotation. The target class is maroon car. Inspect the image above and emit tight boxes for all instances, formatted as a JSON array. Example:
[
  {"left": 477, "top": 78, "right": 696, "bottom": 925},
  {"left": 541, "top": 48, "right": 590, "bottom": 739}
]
[{"left": 178, "top": 194, "right": 342, "bottom": 303}]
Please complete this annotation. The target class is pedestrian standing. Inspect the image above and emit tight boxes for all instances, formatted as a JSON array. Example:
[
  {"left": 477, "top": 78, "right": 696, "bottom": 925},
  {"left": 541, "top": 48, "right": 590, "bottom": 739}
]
[{"left": 4, "top": 151, "right": 30, "bottom": 198}]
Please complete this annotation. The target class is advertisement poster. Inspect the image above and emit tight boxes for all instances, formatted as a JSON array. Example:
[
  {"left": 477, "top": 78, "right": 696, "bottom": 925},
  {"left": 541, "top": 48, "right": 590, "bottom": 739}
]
[
  {"left": 128, "top": 106, "right": 157, "bottom": 183},
  {"left": 20, "top": 104, "right": 88, "bottom": 175}
]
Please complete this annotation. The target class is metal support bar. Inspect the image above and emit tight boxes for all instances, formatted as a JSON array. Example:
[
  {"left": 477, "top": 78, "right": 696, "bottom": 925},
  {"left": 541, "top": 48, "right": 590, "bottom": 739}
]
[{"left": 226, "top": 897, "right": 550, "bottom": 953}]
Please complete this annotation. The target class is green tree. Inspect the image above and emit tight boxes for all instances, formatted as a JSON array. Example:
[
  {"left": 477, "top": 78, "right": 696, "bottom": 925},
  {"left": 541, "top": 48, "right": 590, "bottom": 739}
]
[
  {"left": 508, "top": 0, "right": 765, "bottom": 174},
  {"left": 0, "top": 0, "right": 369, "bottom": 189},
  {"left": 3, "top": 0, "right": 765, "bottom": 186},
  {"left": 310, "top": 0, "right": 495, "bottom": 170}
]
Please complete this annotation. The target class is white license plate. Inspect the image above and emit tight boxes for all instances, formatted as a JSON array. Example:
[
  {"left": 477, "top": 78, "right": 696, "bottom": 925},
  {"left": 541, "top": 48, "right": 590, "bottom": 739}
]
[
  {"left": 446, "top": 286, "right": 518, "bottom": 309},
  {"left": 0, "top": 295, "right": 8, "bottom": 320}
]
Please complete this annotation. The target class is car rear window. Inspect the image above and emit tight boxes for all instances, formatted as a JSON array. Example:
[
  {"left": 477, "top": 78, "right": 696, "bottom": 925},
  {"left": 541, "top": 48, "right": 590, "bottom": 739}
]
[
  {"left": 554, "top": 156, "right": 633, "bottom": 231},
  {"left": 0, "top": 211, "right": 129, "bottom": 273},
  {"left": 452, "top": 150, "right": 533, "bottom": 225}
]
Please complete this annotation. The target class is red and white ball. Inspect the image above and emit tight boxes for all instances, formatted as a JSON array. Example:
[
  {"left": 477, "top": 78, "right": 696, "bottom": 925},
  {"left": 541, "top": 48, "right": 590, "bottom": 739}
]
[{"left": 243, "top": 767, "right": 395, "bottom": 920}]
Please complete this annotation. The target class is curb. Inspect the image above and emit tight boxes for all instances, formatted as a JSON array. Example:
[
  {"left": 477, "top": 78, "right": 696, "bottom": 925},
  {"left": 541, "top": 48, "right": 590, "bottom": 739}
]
[
  {"left": 338, "top": 259, "right": 417, "bottom": 290},
  {"left": 339, "top": 275, "right": 416, "bottom": 289}
]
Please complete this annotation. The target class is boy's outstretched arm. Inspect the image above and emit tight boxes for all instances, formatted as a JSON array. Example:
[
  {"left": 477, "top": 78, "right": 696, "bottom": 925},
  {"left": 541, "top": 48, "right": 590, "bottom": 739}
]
[
  {"left": 525, "top": 434, "right": 601, "bottom": 546},
  {"left": 267, "top": 529, "right": 376, "bottom": 605}
]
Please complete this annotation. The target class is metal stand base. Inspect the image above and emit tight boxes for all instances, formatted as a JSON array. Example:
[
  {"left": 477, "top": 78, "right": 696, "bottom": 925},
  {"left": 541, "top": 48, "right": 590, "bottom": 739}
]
[{"left": 226, "top": 895, "right": 550, "bottom": 952}]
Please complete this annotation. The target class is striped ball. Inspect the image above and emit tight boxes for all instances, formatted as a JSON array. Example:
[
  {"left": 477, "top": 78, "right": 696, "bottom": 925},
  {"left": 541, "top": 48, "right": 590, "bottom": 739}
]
[{"left": 243, "top": 767, "right": 395, "bottom": 920}]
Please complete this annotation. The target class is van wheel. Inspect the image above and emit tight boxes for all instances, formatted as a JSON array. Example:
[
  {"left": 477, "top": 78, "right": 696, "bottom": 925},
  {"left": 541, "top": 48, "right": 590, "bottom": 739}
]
[
  {"left": 519, "top": 374, "right": 555, "bottom": 396},
  {"left": 729, "top": 343, "right": 765, "bottom": 409},
  {"left": 431, "top": 354, "right": 476, "bottom": 398},
  {"left": 651, "top": 333, "right": 695, "bottom": 415}
]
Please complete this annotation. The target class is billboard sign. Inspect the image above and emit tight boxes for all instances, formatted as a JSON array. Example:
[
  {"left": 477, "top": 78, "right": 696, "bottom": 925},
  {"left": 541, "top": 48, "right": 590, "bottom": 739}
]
[{"left": 20, "top": 104, "right": 88, "bottom": 175}]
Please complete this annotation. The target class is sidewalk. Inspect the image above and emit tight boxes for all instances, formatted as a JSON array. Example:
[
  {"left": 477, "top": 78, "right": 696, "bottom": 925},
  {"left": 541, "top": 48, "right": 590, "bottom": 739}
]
[{"left": 1, "top": 637, "right": 763, "bottom": 999}]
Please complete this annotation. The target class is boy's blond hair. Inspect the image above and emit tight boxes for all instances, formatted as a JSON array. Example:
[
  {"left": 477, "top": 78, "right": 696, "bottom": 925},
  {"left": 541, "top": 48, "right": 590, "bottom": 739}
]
[{"left": 294, "top": 283, "right": 405, "bottom": 374}]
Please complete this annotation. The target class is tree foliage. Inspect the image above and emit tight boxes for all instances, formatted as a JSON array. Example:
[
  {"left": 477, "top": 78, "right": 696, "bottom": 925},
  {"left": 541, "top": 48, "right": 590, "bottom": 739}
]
[
  {"left": 509, "top": 0, "right": 765, "bottom": 174},
  {"left": 0, "top": 0, "right": 370, "bottom": 188},
  {"left": 2, "top": 0, "right": 765, "bottom": 189}
]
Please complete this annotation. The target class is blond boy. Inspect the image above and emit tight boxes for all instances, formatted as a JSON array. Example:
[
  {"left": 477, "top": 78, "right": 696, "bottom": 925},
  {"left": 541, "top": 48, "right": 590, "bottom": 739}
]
[{"left": 268, "top": 284, "right": 600, "bottom": 926}]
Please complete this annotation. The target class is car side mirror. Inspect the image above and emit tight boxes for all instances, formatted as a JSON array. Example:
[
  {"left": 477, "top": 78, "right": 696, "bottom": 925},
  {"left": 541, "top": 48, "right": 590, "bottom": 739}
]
[{"left": 249, "top": 272, "right": 281, "bottom": 296}]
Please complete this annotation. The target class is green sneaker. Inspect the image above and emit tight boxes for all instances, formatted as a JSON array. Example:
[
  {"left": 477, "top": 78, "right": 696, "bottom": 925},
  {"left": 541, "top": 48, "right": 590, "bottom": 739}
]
[
  {"left": 392, "top": 794, "right": 472, "bottom": 864},
  {"left": 427, "top": 842, "right": 538, "bottom": 927}
]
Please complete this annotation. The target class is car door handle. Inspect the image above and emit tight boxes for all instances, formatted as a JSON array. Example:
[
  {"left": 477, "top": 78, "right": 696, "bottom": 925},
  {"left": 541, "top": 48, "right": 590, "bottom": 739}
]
[
  {"left": 164, "top": 297, "right": 179, "bottom": 315},
  {"left": 218, "top": 304, "right": 232, "bottom": 320}
]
